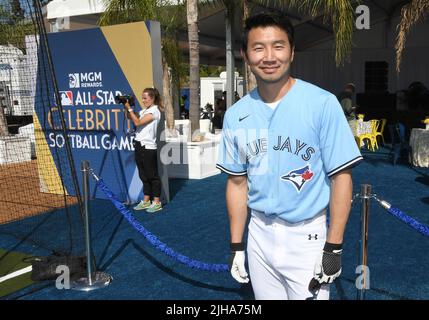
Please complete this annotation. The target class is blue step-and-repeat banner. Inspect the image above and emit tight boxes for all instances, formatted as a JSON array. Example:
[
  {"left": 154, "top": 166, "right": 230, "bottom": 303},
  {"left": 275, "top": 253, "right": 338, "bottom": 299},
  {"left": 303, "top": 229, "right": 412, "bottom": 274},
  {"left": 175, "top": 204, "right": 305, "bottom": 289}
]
[{"left": 35, "top": 21, "right": 167, "bottom": 203}]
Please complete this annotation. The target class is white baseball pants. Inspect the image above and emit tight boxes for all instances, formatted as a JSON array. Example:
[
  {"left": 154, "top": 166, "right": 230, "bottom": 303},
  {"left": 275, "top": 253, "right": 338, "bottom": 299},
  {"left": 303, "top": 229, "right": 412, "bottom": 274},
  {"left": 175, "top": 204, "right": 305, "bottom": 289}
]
[{"left": 247, "top": 210, "right": 330, "bottom": 300}]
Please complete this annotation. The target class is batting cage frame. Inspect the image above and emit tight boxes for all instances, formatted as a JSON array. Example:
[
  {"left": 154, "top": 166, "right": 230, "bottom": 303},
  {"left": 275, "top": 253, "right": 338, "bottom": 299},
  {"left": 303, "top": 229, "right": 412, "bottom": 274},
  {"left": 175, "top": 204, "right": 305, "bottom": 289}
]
[{"left": 0, "top": 0, "right": 86, "bottom": 298}]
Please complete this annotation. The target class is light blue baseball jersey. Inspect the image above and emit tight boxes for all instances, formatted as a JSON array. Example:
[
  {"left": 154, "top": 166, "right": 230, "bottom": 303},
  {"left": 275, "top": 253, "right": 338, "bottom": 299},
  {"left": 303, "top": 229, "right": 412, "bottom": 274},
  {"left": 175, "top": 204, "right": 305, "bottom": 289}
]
[{"left": 216, "top": 78, "right": 363, "bottom": 223}]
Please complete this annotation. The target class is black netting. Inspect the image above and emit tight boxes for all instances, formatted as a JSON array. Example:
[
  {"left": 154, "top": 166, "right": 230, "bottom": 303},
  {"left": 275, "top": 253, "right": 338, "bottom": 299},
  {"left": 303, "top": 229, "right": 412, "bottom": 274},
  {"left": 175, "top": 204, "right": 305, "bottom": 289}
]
[{"left": 0, "top": 0, "right": 84, "bottom": 269}]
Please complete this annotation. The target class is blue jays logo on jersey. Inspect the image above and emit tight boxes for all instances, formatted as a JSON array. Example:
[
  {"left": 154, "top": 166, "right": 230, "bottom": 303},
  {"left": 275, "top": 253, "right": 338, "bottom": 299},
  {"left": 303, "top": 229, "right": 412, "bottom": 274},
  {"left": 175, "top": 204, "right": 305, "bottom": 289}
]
[{"left": 281, "top": 165, "right": 314, "bottom": 192}]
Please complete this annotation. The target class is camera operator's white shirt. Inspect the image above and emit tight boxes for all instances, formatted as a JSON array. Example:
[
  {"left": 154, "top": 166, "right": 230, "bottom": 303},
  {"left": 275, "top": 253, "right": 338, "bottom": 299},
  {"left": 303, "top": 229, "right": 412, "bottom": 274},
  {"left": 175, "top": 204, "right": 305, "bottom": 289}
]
[{"left": 134, "top": 105, "right": 160, "bottom": 150}]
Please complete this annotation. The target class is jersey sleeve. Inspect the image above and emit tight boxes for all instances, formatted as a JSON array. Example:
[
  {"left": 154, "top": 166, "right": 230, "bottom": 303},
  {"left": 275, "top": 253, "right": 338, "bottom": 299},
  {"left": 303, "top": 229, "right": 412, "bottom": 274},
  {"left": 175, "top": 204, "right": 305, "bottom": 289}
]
[
  {"left": 216, "top": 115, "right": 247, "bottom": 175},
  {"left": 320, "top": 95, "right": 363, "bottom": 177}
]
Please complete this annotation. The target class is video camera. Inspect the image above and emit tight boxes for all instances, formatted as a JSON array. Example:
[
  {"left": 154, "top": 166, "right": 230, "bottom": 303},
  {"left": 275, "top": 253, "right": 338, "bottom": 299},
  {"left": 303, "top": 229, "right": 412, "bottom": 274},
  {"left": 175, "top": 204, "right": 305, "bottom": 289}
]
[{"left": 115, "top": 94, "right": 135, "bottom": 106}]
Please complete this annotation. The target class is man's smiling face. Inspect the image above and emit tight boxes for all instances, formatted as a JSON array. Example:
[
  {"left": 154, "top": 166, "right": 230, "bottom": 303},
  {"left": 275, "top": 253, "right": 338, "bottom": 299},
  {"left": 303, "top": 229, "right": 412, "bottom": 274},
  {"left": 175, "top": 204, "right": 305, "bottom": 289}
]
[{"left": 244, "top": 26, "right": 295, "bottom": 86}]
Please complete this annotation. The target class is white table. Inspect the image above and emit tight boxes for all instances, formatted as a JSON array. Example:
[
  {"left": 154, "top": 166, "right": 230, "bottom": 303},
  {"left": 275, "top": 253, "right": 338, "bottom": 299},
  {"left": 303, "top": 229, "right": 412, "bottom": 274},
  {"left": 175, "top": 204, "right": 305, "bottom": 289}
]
[{"left": 409, "top": 128, "right": 429, "bottom": 167}]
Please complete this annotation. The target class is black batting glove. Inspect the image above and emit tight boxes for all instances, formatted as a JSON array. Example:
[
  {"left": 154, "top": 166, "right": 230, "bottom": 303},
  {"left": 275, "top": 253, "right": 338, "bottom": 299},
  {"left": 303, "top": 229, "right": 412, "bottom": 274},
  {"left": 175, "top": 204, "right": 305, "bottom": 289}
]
[{"left": 309, "top": 242, "right": 343, "bottom": 292}]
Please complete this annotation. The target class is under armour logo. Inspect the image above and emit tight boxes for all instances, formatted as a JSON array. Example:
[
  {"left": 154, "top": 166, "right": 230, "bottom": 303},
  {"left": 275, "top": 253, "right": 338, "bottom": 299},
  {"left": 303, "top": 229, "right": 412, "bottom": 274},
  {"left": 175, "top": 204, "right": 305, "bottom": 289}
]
[{"left": 308, "top": 234, "right": 318, "bottom": 240}]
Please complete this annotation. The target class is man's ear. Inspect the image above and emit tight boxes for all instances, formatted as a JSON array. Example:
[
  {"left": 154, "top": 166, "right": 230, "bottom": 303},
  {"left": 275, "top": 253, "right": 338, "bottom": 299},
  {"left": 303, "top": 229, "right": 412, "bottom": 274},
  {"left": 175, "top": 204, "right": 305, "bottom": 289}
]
[{"left": 291, "top": 46, "right": 295, "bottom": 63}]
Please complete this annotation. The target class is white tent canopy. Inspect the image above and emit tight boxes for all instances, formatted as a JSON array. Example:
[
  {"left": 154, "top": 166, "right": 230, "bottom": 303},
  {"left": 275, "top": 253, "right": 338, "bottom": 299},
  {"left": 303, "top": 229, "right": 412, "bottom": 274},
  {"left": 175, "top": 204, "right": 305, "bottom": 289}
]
[{"left": 46, "top": 0, "right": 106, "bottom": 19}]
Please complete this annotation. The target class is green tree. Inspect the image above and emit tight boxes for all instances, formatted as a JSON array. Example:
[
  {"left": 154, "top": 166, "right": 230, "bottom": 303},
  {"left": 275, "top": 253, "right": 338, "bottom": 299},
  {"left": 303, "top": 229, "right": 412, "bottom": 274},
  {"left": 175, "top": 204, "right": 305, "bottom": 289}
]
[
  {"left": 203, "top": 0, "right": 356, "bottom": 71},
  {"left": 11, "top": 0, "right": 25, "bottom": 22},
  {"left": 199, "top": 65, "right": 224, "bottom": 77},
  {"left": 395, "top": 0, "right": 429, "bottom": 72},
  {"left": 259, "top": 0, "right": 429, "bottom": 74},
  {"left": 0, "top": 2, "right": 34, "bottom": 136},
  {"left": 286, "top": 0, "right": 355, "bottom": 66},
  {"left": 0, "top": 1, "right": 35, "bottom": 48}
]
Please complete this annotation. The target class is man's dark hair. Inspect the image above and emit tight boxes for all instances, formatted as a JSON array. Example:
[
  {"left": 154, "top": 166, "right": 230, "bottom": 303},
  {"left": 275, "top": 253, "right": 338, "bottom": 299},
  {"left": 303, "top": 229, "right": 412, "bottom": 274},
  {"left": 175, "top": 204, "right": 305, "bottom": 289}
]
[{"left": 241, "top": 12, "right": 295, "bottom": 54}]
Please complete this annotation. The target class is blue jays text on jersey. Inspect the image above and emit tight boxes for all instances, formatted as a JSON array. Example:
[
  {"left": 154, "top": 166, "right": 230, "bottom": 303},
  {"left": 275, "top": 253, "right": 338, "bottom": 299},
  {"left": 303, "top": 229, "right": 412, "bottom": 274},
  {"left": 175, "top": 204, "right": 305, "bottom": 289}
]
[
  {"left": 217, "top": 79, "right": 363, "bottom": 223},
  {"left": 245, "top": 136, "right": 315, "bottom": 162}
]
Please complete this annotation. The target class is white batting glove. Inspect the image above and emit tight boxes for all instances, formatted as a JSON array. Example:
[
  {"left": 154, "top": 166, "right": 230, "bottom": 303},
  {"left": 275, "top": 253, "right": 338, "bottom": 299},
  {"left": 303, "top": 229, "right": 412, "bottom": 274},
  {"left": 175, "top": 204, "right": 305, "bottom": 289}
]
[
  {"left": 229, "top": 243, "right": 249, "bottom": 284},
  {"left": 310, "top": 242, "right": 343, "bottom": 292}
]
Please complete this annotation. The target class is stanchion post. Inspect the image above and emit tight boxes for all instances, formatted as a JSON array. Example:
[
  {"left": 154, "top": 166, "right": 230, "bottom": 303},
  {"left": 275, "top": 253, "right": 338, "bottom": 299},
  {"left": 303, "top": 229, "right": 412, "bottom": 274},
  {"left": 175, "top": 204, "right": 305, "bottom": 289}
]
[
  {"left": 357, "top": 184, "right": 371, "bottom": 300},
  {"left": 71, "top": 161, "right": 112, "bottom": 291},
  {"left": 82, "top": 160, "right": 93, "bottom": 285}
]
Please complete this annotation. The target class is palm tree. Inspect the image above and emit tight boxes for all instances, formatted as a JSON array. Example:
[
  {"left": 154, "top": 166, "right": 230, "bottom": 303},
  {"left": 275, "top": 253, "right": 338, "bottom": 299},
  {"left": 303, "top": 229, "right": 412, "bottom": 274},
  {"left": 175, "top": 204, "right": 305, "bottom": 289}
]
[
  {"left": 186, "top": 0, "right": 200, "bottom": 140},
  {"left": 203, "top": 0, "right": 356, "bottom": 85},
  {"left": 239, "top": 0, "right": 429, "bottom": 74},
  {"left": 200, "top": 0, "right": 246, "bottom": 107},
  {"left": 281, "top": 0, "right": 355, "bottom": 66},
  {"left": 201, "top": 0, "right": 356, "bottom": 106},
  {"left": 242, "top": 0, "right": 256, "bottom": 93},
  {"left": 395, "top": 0, "right": 429, "bottom": 72},
  {"left": 99, "top": 0, "right": 186, "bottom": 136},
  {"left": 0, "top": 108, "right": 7, "bottom": 136},
  {"left": 187, "top": 0, "right": 201, "bottom": 141},
  {"left": 11, "top": 0, "right": 25, "bottom": 22},
  {"left": 162, "top": 37, "right": 182, "bottom": 134}
]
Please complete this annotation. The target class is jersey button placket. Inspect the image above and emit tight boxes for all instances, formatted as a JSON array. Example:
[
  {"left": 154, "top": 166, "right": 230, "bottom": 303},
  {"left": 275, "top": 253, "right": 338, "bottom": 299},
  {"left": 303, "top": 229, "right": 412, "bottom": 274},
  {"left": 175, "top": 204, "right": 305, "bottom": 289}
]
[{"left": 267, "top": 128, "right": 276, "bottom": 214}]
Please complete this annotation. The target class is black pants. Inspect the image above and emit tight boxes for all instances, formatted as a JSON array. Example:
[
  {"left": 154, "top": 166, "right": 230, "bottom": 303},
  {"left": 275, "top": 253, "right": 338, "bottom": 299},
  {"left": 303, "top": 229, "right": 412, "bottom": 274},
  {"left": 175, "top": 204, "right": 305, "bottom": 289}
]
[{"left": 134, "top": 142, "right": 161, "bottom": 198}]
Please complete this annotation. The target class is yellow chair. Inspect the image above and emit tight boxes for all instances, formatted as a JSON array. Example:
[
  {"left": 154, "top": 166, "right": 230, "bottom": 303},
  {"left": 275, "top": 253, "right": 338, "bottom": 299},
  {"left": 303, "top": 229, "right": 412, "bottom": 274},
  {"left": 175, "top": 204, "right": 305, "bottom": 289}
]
[
  {"left": 369, "top": 119, "right": 380, "bottom": 150},
  {"left": 355, "top": 120, "right": 379, "bottom": 151},
  {"left": 355, "top": 135, "right": 374, "bottom": 150},
  {"left": 374, "top": 118, "right": 387, "bottom": 145}
]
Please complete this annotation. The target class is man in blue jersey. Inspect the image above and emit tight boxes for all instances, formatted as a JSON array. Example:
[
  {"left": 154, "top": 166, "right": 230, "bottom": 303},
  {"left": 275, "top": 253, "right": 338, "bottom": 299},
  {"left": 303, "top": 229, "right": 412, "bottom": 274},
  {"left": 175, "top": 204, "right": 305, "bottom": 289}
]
[{"left": 216, "top": 13, "right": 363, "bottom": 300}]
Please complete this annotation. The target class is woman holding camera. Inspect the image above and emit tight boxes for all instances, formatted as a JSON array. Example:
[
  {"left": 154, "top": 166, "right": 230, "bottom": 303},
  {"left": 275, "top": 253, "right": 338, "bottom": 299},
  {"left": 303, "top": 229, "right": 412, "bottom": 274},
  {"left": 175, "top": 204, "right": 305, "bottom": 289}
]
[{"left": 124, "top": 87, "right": 164, "bottom": 213}]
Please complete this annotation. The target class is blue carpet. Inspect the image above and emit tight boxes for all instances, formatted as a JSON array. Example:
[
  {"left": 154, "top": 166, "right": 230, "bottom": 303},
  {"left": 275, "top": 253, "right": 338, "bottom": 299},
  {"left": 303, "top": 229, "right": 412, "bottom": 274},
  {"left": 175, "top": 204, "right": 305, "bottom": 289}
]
[{"left": 1, "top": 147, "right": 429, "bottom": 300}]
